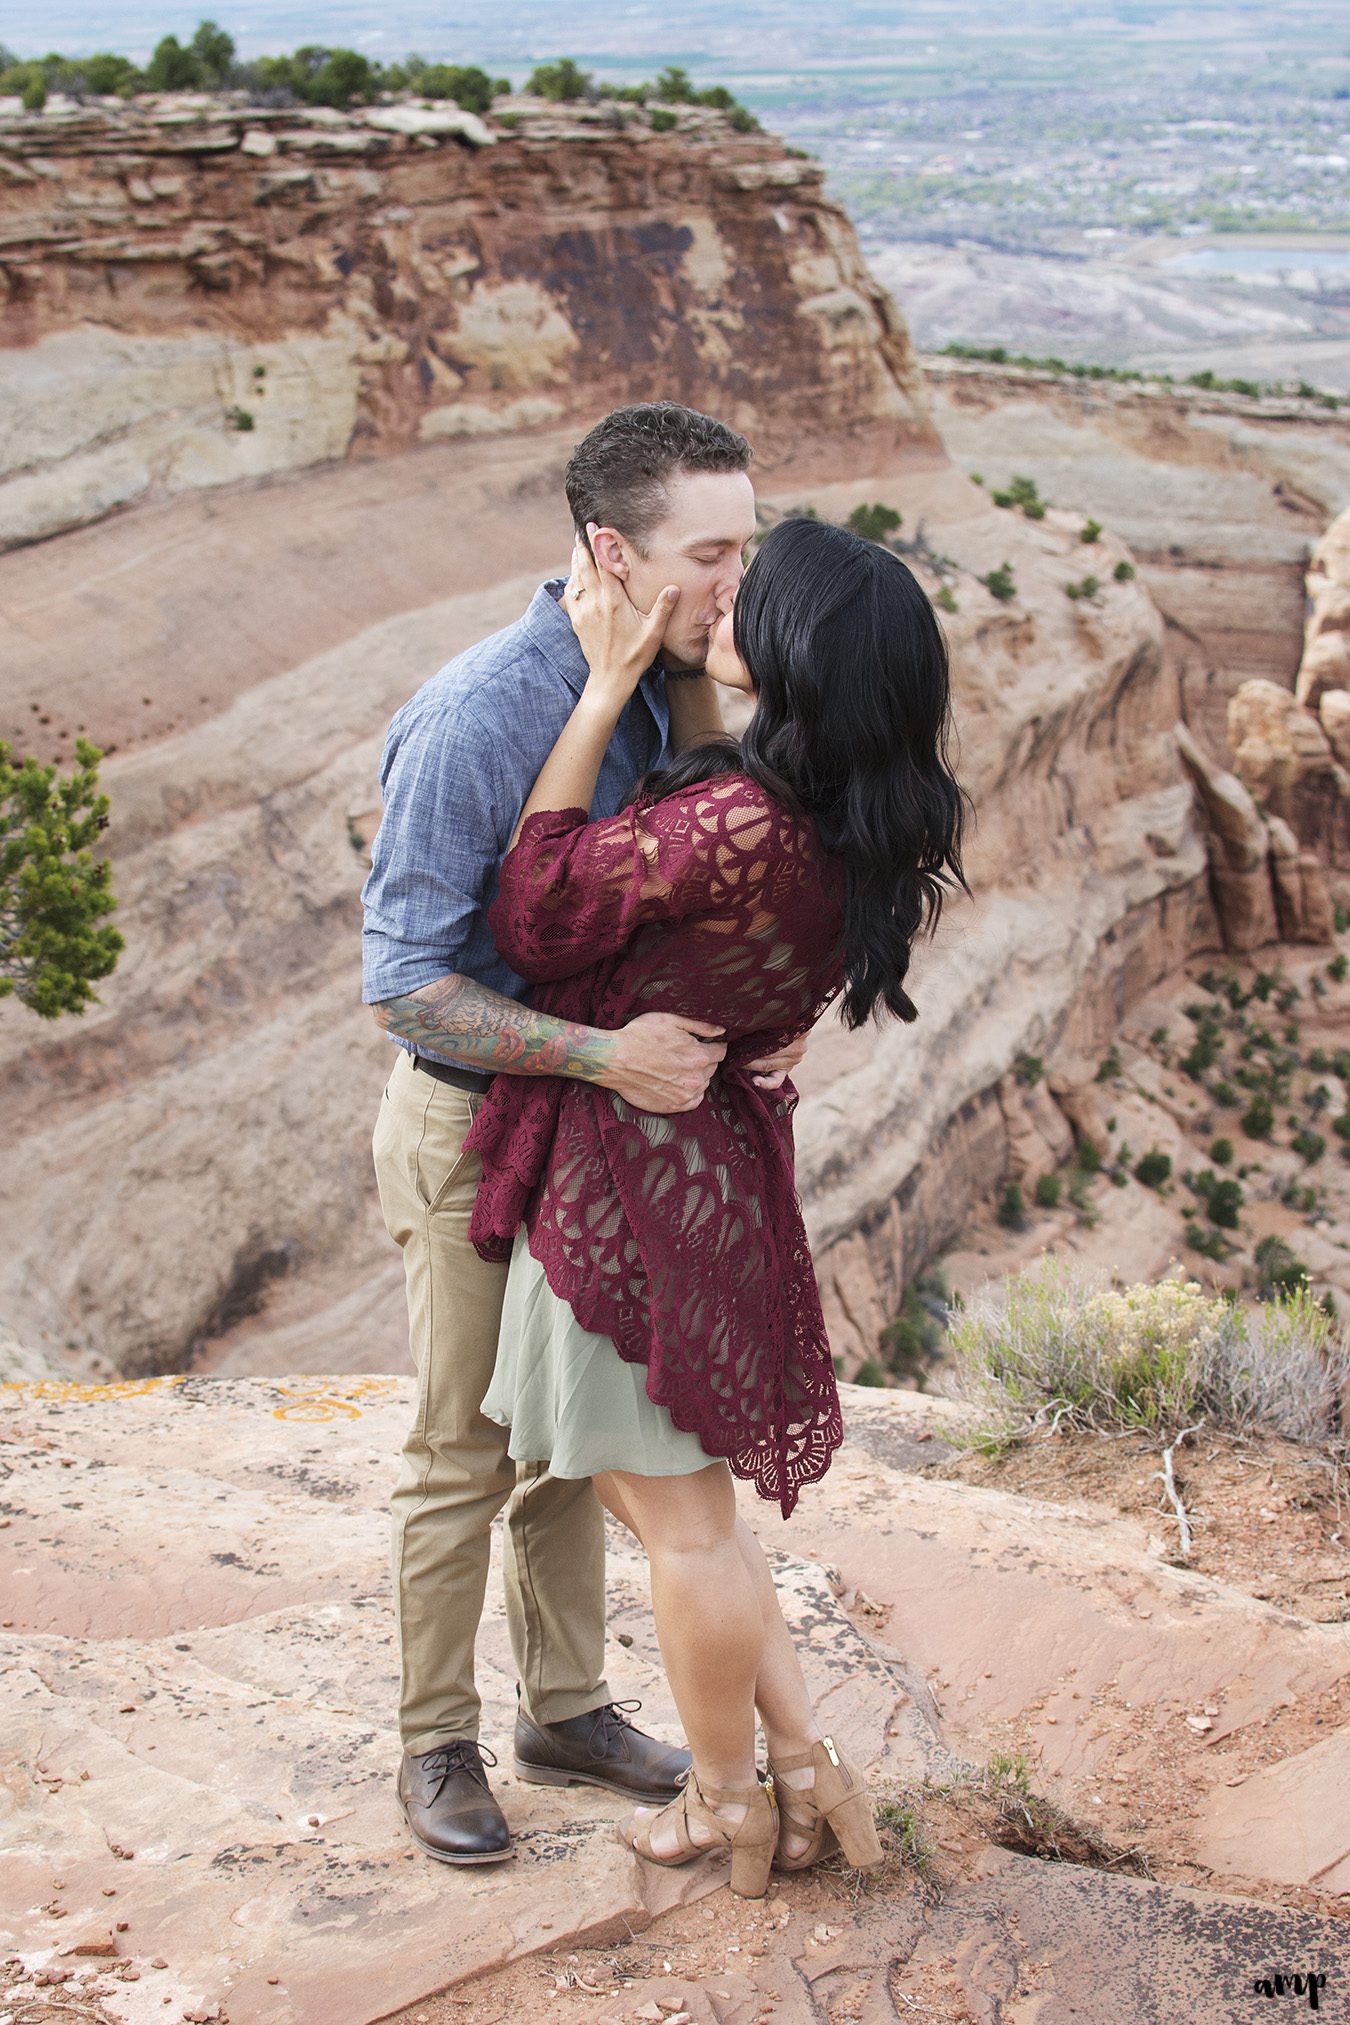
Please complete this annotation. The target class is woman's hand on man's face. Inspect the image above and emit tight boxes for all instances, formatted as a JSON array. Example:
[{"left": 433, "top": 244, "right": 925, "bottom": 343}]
[{"left": 563, "top": 525, "right": 681, "bottom": 711}]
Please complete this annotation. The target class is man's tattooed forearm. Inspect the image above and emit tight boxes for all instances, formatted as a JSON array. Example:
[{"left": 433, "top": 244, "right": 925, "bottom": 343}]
[{"left": 375, "top": 973, "right": 618, "bottom": 1082}]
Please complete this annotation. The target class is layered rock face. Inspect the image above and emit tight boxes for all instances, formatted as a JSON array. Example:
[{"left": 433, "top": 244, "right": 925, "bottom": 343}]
[
  {"left": 0, "top": 94, "right": 935, "bottom": 550},
  {"left": 922, "top": 357, "right": 1350, "bottom": 770},
  {"left": 1, "top": 102, "right": 1347, "bottom": 1381},
  {"left": 0, "top": 449, "right": 1215, "bottom": 1379}
]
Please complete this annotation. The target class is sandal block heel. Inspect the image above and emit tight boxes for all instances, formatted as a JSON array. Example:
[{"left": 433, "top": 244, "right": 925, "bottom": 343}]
[
  {"left": 826, "top": 1785, "right": 884, "bottom": 1868},
  {"left": 768, "top": 1735, "right": 883, "bottom": 1873},
  {"left": 727, "top": 1808, "right": 778, "bottom": 1899}
]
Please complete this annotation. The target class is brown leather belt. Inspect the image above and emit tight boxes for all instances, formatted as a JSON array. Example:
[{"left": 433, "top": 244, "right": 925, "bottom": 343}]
[{"left": 411, "top": 1053, "right": 494, "bottom": 1095}]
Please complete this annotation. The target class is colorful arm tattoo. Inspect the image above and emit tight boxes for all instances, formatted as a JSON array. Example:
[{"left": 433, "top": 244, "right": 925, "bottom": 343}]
[{"left": 374, "top": 972, "right": 619, "bottom": 1083}]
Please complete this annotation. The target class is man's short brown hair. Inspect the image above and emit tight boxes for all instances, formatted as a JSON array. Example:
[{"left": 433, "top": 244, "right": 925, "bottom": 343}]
[{"left": 564, "top": 401, "right": 753, "bottom": 553}]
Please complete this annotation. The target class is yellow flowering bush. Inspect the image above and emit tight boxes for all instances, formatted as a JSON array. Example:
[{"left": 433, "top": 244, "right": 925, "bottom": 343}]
[{"left": 947, "top": 1251, "right": 1348, "bottom": 1444}]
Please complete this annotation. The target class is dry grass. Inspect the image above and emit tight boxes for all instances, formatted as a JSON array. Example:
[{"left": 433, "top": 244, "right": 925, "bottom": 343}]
[{"left": 946, "top": 1255, "right": 1349, "bottom": 1450}]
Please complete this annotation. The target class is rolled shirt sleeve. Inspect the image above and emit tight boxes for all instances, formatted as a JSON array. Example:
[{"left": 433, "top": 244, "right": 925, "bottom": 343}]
[{"left": 360, "top": 699, "right": 511, "bottom": 1003}]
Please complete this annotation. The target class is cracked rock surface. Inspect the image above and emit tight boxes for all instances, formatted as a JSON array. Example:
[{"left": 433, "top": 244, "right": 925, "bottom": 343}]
[{"left": 2, "top": 1378, "right": 1345, "bottom": 2025}]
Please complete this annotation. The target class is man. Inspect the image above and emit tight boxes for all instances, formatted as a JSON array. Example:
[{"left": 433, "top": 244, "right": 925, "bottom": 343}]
[{"left": 362, "top": 401, "right": 806, "bottom": 1865}]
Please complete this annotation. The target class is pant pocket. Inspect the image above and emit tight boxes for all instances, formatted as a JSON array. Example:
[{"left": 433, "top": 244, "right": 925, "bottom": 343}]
[{"left": 416, "top": 1089, "right": 484, "bottom": 1215}]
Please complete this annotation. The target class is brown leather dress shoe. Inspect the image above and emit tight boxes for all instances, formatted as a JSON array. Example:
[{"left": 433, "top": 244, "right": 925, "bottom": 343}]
[
  {"left": 514, "top": 1697, "right": 692, "bottom": 1802},
  {"left": 397, "top": 1739, "right": 512, "bottom": 1864}
]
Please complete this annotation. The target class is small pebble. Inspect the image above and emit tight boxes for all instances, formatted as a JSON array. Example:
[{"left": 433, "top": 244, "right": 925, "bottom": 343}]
[{"left": 116, "top": 1921, "right": 129, "bottom": 1933}]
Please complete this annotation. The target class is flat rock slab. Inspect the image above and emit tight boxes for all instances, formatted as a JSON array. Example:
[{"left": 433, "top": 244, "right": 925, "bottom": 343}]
[
  {"left": 0, "top": 1375, "right": 922, "bottom": 2024},
  {"left": 388, "top": 1843, "right": 1350, "bottom": 2025},
  {"left": 744, "top": 1411, "right": 1350, "bottom": 1899}
]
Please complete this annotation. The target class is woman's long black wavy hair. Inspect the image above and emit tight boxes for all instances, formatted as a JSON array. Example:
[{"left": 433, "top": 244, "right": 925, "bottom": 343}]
[{"left": 622, "top": 514, "right": 974, "bottom": 1030}]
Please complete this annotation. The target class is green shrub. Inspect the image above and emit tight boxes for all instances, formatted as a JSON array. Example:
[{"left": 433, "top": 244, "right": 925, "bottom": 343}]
[
  {"left": 1014, "top": 1052, "right": 1044, "bottom": 1087},
  {"left": 1079, "top": 519, "right": 1102, "bottom": 543},
  {"left": 1134, "top": 1149, "right": 1171, "bottom": 1188},
  {"left": 1096, "top": 1046, "right": 1122, "bottom": 1081},
  {"left": 654, "top": 63, "right": 696, "bottom": 101},
  {"left": 1254, "top": 1235, "right": 1310, "bottom": 1301},
  {"left": 1075, "top": 1134, "right": 1102, "bottom": 1173},
  {"left": 648, "top": 106, "right": 677, "bottom": 131},
  {"left": 146, "top": 32, "right": 200, "bottom": 89},
  {"left": 1210, "top": 1137, "right": 1233, "bottom": 1165},
  {"left": 1182, "top": 1023, "right": 1222, "bottom": 1077},
  {"left": 224, "top": 405, "right": 254, "bottom": 431},
  {"left": 416, "top": 63, "right": 495, "bottom": 111},
  {"left": 1061, "top": 1172, "right": 1097, "bottom": 1228},
  {"left": 1, "top": 739, "right": 122, "bottom": 1018},
  {"left": 1242, "top": 1094, "right": 1274, "bottom": 1139},
  {"left": 1113, "top": 560, "right": 1136, "bottom": 582},
  {"left": 1292, "top": 1127, "right": 1326, "bottom": 1164},
  {"left": 990, "top": 474, "right": 1044, "bottom": 516},
  {"left": 880, "top": 1273, "right": 949, "bottom": 1384},
  {"left": 1034, "top": 1173, "right": 1062, "bottom": 1208},
  {"left": 846, "top": 502, "right": 903, "bottom": 544},
  {"left": 1204, "top": 1176, "right": 1243, "bottom": 1228},
  {"left": 308, "top": 47, "right": 374, "bottom": 106},
  {"left": 934, "top": 585, "right": 959, "bottom": 613},
  {"left": 189, "top": 18, "right": 234, "bottom": 84},
  {"left": 1329, "top": 953, "right": 1348, "bottom": 983},
  {"left": 1210, "top": 1079, "right": 1240, "bottom": 1107},
  {"left": 527, "top": 57, "right": 592, "bottom": 99},
  {"left": 726, "top": 103, "right": 759, "bottom": 132},
  {"left": 981, "top": 562, "right": 1017, "bottom": 602},
  {"left": 1185, "top": 1221, "right": 1230, "bottom": 1262},
  {"left": 854, "top": 1356, "right": 887, "bottom": 1387},
  {"left": 21, "top": 70, "right": 45, "bottom": 110},
  {"left": 1065, "top": 575, "right": 1101, "bottom": 601},
  {"left": 997, "top": 1181, "right": 1026, "bottom": 1229}
]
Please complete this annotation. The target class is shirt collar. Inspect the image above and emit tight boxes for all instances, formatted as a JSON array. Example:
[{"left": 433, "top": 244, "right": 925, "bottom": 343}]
[{"left": 524, "top": 578, "right": 671, "bottom": 724}]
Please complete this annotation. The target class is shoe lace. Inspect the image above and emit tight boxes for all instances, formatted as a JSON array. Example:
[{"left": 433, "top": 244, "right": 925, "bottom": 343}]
[
  {"left": 420, "top": 1739, "right": 498, "bottom": 1793},
  {"left": 590, "top": 1698, "right": 643, "bottom": 1745}
]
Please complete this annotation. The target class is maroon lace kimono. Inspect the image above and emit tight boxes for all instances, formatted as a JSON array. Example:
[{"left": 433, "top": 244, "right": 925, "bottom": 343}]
[{"left": 463, "top": 769, "right": 849, "bottom": 1516}]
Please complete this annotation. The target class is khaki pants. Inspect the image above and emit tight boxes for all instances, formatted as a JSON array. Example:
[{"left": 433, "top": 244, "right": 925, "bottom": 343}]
[{"left": 372, "top": 1046, "right": 610, "bottom": 1755}]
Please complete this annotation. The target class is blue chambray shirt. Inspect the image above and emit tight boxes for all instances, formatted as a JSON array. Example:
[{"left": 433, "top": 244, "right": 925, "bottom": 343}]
[{"left": 361, "top": 577, "right": 673, "bottom": 1070}]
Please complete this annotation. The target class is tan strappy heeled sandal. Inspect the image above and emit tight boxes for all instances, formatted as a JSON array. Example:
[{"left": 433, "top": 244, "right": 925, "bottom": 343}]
[
  {"left": 767, "top": 1734, "right": 884, "bottom": 1872},
  {"left": 617, "top": 1765, "right": 778, "bottom": 1898}
]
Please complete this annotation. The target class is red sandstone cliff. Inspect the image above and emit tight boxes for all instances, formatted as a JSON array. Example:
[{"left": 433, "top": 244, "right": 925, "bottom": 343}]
[{"left": 0, "top": 94, "right": 936, "bottom": 548}]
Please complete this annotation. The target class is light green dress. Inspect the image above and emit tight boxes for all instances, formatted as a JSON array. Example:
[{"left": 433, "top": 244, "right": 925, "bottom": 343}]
[{"left": 480, "top": 1226, "right": 714, "bottom": 1480}]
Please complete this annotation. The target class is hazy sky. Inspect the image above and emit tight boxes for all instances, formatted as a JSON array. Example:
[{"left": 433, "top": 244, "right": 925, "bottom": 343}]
[{"left": 0, "top": 0, "right": 1323, "bottom": 72}]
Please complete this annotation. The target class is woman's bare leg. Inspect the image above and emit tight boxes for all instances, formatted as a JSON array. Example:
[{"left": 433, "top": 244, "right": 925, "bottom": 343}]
[
  {"left": 599, "top": 1474, "right": 825, "bottom": 1854},
  {"left": 731, "top": 1516, "right": 822, "bottom": 1858},
  {"left": 593, "top": 1462, "right": 761, "bottom": 1857}
]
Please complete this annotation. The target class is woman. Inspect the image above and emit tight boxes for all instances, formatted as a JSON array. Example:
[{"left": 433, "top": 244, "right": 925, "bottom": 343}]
[{"left": 464, "top": 513, "right": 972, "bottom": 1897}]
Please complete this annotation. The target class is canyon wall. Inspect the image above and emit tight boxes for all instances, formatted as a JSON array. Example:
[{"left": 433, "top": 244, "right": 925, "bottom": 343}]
[
  {"left": 922, "top": 357, "right": 1350, "bottom": 770},
  {"left": 0, "top": 94, "right": 935, "bottom": 554},
  {"left": 1, "top": 100, "right": 1347, "bottom": 1380}
]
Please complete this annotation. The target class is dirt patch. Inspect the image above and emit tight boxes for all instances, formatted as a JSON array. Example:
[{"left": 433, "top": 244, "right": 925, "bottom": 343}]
[{"left": 930, "top": 1423, "right": 1350, "bottom": 1624}]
